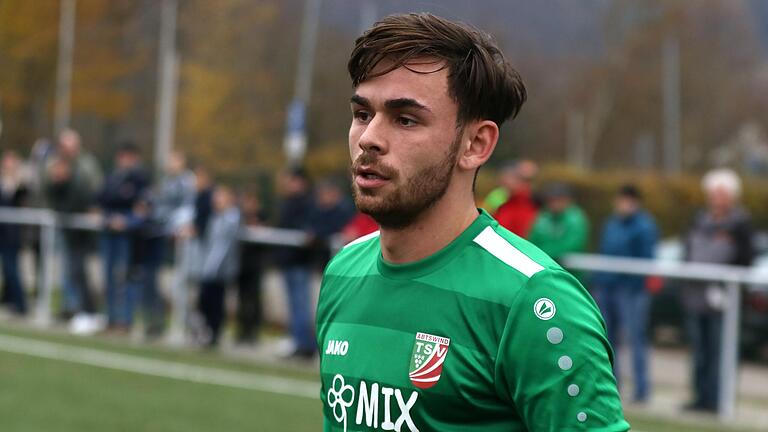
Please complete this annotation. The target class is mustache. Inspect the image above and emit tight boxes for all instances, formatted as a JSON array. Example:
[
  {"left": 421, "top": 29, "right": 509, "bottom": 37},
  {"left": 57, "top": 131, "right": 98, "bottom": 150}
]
[{"left": 351, "top": 152, "right": 397, "bottom": 179}]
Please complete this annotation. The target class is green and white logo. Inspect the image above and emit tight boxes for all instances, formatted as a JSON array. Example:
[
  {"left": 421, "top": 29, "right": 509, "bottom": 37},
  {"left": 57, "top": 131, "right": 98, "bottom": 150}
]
[{"left": 534, "top": 298, "right": 556, "bottom": 320}]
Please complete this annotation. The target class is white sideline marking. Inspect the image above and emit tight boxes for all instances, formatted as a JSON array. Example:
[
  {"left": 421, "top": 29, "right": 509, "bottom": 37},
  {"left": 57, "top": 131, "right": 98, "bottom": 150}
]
[{"left": 0, "top": 334, "right": 319, "bottom": 399}]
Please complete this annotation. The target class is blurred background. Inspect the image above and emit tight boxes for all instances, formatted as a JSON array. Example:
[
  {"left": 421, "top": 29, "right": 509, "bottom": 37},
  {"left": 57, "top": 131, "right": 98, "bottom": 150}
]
[{"left": 1, "top": 1, "right": 768, "bottom": 431}]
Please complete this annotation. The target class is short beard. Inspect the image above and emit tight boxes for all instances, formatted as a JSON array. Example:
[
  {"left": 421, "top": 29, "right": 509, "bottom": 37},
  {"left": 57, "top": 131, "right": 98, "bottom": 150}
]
[{"left": 351, "top": 130, "right": 462, "bottom": 230}]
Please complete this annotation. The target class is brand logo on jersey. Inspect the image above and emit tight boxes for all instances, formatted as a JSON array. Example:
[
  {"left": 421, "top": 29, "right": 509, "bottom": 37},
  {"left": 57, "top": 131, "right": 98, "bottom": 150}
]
[
  {"left": 325, "top": 339, "right": 349, "bottom": 356},
  {"left": 327, "top": 374, "right": 355, "bottom": 431},
  {"left": 327, "top": 374, "right": 419, "bottom": 432},
  {"left": 409, "top": 332, "right": 450, "bottom": 389},
  {"left": 534, "top": 297, "right": 556, "bottom": 320}
]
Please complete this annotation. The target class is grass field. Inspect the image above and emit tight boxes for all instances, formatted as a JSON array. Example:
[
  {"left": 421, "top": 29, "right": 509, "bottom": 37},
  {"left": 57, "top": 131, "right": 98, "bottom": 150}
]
[{"left": 0, "top": 323, "right": 760, "bottom": 432}]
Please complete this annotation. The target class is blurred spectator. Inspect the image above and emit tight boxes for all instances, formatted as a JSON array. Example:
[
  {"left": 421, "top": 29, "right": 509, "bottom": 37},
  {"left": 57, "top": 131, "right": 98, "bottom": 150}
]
[
  {"left": 341, "top": 212, "right": 378, "bottom": 244},
  {"left": 197, "top": 185, "right": 241, "bottom": 346},
  {"left": 490, "top": 160, "right": 539, "bottom": 237},
  {"left": 137, "top": 151, "right": 196, "bottom": 336},
  {"left": 27, "top": 138, "right": 56, "bottom": 206},
  {"left": 528, "top": 183, "right": 589, "bottom": 263},
  {"left": 682, "top": 168, "right": 755, "bottom": 413},
  {"left": 44, "top": 129, "right": 103, "bottom": 318},
  {"left": 153, "top": 151, "right": 196, "bottom": 236},
  {"left": 482, "top": 160, "right": 538, "bottom": 210},
  {"left": 308, "top": 179, "right": 355, "bottom": 266},
  {"left": 593, "top": 184, "right": 658, "bottom": 403},
  {"left": 21, "top": 139, "right": 55, "bottom": 295},
  {"left": 192, "top": 165, "right": 214, "bottom": 239},
  {"left": 0, "top": 151, "right": 30, "bottom": 314},
  {"left": 97, "top": 142, "right": 149, "bottom": 329},
  {"left": 236, "top": 189, "right": 268, "bottom": 344},
  {"left": 275, "top": 167, "right": 315, "bottom": 358}
]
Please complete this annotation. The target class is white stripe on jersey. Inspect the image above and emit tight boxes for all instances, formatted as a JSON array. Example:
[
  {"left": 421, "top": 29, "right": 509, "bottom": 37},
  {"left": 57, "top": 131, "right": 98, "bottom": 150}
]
[
  {"left": 344, "top": 230, "right": 381, "bottom": 248},
  {"left": 473, "top": 226, "right": 544, "bottom": 278}
]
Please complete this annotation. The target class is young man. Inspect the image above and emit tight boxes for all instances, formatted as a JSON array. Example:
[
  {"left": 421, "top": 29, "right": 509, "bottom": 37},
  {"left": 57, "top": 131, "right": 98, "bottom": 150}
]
[{"left": 316, "top": 13, "right": 628, "bottom": 432}]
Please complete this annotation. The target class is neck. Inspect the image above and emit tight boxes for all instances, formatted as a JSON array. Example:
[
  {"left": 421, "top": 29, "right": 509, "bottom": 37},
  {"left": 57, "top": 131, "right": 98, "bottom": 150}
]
[{"left": 378, "top": 186, "right": 479, "bottom": 264}]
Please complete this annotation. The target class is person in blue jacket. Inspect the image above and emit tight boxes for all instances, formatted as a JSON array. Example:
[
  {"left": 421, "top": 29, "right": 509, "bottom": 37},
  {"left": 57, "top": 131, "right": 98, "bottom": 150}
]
[
  {"left": 97, "top": 142, "right": 149, "bottom": 329},
  {"left": 593, "top": 184, "right": 658, "bottom": 403}
]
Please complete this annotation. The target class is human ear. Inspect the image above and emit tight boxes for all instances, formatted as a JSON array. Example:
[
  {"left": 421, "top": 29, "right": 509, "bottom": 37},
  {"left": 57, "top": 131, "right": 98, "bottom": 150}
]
[{"left": 458, "top": 120, "right": 498, "bottom": 171}]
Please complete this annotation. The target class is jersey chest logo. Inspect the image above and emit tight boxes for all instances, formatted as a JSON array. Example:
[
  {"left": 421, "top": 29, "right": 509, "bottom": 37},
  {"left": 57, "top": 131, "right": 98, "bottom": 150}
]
[{"left": 409, "top": 332, "right": 450, "bottom": 389}]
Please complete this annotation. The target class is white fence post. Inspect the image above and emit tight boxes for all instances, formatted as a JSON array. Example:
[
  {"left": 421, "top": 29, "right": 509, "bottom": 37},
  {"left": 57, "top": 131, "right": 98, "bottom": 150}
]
[
  {"left": 166, "top": 237, "right": 189, "bottom": 346},
  {"left": 34, "top": 211, "right": 56, "bottom": 327},
  {"left": 718, "top": 281, "right": 741, "bottom": 420}
]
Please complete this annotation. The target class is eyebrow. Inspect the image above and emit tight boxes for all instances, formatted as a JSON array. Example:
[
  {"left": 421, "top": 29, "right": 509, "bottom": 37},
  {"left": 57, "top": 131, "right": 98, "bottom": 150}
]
[{"left": 350, "top": 95, "right": 432, "bottom": 113}]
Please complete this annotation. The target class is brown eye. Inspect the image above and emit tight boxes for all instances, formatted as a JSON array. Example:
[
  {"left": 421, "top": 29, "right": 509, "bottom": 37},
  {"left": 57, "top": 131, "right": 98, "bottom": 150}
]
[
  {"left": 354, "top": 111, "right": 371, "bottom": 123},
  {"left": 397, "top": 116, "right": 417, "bottom": 127}
]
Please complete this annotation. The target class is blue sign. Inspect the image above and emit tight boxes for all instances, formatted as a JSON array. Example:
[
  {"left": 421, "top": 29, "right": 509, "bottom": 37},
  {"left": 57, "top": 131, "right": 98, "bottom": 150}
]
[{"left": 287, "top": 100, "right": 306, "bottom": 134}]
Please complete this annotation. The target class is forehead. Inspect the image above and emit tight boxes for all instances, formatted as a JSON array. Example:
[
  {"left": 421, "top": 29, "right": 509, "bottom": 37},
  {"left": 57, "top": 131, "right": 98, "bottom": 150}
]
[{"left": 354, "top": 59, "right": 455, "bottom": 112}]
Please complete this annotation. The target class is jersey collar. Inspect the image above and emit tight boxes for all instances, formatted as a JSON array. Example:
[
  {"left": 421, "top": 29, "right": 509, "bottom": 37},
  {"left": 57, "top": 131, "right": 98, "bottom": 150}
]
[{"left": 376, "top": 209, "right": 494, "bottom": 279}]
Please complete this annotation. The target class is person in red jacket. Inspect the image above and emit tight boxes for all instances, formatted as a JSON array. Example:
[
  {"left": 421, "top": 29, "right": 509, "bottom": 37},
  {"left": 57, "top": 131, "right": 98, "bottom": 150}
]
[{"left": 492, "top": 161, "right": 538, "bottom": 238}]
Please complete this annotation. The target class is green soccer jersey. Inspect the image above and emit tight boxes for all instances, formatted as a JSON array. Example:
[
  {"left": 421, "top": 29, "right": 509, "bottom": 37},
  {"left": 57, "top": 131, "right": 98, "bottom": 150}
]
[{"left": 316, "top": 210, "right": 629, "bottom": 432}]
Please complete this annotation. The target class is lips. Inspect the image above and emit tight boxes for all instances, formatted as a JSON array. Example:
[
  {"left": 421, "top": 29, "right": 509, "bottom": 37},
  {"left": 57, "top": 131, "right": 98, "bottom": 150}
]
[{"left": 354, "top": 165, "right": 391, "bottom": 189}]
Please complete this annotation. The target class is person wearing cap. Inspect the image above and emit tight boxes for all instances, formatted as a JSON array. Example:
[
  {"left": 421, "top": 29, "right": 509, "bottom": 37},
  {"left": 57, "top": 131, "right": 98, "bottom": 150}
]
[
  {"left": 682, "top": 168, "right": 755, "bottom": 412},
  {"left": 274, "top": 167, "right": 316, "bottom": 358},
  {"left": 528, "top": 183, "right": 589, "bottom": 265},
  {"left": 593, "top": 184, "right": 658, "bottom": 403},
  {"left": 97, "top": 141, "right": 149, "bottom": 330}
]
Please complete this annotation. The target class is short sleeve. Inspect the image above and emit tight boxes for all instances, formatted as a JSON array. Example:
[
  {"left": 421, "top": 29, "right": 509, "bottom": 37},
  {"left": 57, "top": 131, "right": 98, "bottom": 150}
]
[{"left": 494, "top": 268, "right": 630, "bottom": 431}]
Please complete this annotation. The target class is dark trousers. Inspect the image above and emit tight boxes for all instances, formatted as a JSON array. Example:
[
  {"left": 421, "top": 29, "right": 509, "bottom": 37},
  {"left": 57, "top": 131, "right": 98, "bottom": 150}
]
[
  {"left": 686, "top": 311, "right": 723, "bottom": 410},
  {"left": 129, "top": 236, "right": 166, "bottom": 335},
  {"left": 0, "top": 240, "right": 26, "bottom": 314},
  {"left": 594, "top": 284, "right": 651, "bottom": 401},
  {"left": 61, "top": 230, "right": 95, "bottom": 314},
  {"left": 237, "top": 249, "right": 263, "bottom": 342},
  {"left": 102, "top": 232, "right": 132, "bottom": 326},
  {"left": 199, "top": 279, "right": 226, "bottom": 345},
  {"left": 283, "top": 265, "right": 315, "bottom": 352}
]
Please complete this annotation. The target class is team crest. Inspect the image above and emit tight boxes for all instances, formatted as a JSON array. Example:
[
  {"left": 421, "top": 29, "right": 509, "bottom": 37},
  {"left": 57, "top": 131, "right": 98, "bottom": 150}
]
[{"left": 409, "top": 332, "right": 450, "bottom": 389}]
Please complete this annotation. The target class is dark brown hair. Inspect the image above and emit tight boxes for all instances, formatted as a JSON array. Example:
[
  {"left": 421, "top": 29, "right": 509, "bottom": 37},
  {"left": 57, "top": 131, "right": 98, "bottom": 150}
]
[{"left": 348, "top": 13, "right": 527, "bottom": 127}]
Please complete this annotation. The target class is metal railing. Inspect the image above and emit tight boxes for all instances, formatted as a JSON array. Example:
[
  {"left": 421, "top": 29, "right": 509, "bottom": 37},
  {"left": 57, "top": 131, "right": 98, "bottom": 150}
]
[
  {"left": 563, "top": 253, "right": 768, "bottom": 421},
  {"left": 0, "top": 207, "right": 312, "bottom": 344}
]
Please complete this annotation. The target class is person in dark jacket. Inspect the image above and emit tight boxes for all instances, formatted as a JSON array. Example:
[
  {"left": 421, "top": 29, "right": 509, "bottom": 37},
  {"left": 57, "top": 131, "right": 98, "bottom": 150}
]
[
  {"left": 682, "top": 169, "right": 755, "bottom": 413},
  {"left": 236, "top": 189, "right": 268, "bottom": 344},
  {"left": 44, "top": 129, "right": 103, "bottom": 318},
  {"left": 593, "top": 184, "right": 658, "bottom": 402},
  {"left": 97, "top": 142, "right": 149, "bottom": 329},
  {"left": 275, "top": 167, "right": 315, "bottom": 358},
  {"left": 0, "top": 151, "right": 29, "bottom": 314},
  {"left": 192, "top": 165, "right": 214, "bottom": 239},
  {"left": 308, "top": 179, "right": 355, "bottom": 266},
  {"left": 197, "top": 185, "right": 241, "bottom": 346}
]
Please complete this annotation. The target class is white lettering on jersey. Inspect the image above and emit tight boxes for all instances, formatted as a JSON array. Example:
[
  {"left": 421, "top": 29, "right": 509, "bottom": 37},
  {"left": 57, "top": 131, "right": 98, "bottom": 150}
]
[
  {"left": 325, "top": 339, "right": 349, "bottom": 356},
  {"left": 327, "top": 375, "right": 419, "bottom": 432},
  {"left": 356, "top": 381, "right": 379, "bottom": 428}
]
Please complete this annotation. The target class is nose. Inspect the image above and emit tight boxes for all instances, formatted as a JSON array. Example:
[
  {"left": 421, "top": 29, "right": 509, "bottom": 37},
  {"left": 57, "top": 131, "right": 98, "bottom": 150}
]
[{"left": 357, "top": 116, "right": 388, "bottom": 155}]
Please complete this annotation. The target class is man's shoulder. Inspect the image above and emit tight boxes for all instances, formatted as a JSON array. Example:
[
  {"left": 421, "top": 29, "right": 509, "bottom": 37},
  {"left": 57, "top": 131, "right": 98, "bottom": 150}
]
[
  {"left": 471, "top": 223, "right": 560, "bottom": 275},
  {"left": 464, "top": 223, "right": 568, "bottom": 302},
  {"left": 324, "top": 230, "right": 380, "bottom": 276}
]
